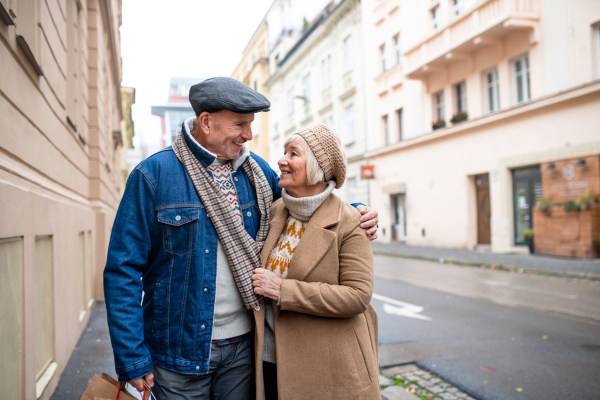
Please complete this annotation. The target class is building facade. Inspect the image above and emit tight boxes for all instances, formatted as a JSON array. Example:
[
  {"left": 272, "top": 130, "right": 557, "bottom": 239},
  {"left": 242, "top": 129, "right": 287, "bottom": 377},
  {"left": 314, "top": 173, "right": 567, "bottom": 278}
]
[
  {"left": 0, "top": 0, "right": 126, "bottom": 398},
  {"left": 151, "top": 77, "right": 197, "bottom": 149},
  {"left": 266, "top": 0, "right": 370, "bottom": 205},
  {"left": 231, "top": 21, "right": 271, "bottom": 161},
  {"left": 366, "top": 0, "right": 600, "bottom": 255}
]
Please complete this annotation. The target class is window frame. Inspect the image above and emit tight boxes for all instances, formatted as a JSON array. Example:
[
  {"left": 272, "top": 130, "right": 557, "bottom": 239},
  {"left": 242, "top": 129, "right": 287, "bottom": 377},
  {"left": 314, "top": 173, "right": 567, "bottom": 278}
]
[
  {"left": 453, "top": 0, "right": 464, "bottom": 16},
  {"left": 287, "top": 86, "right": 295, "bottom": 115},
  {"left": 454, "top": 80, "right": 467, "bottom": 114},
  {"left": 347, "top": 177, "right": 358, "bottom": 204},
  {"left": 344, "top": 104, "right": 355, "bottom": 144},
  {"left": 344, "top": 35, "right": 353, "bottom": 73},
  {"left": 382, "top": 114, "right": 389, "bottom": 146},
  {"left": 302, "top": 73, "right": 311, "bottom": 102},
  {"left": 321, "top": 55, "right": 331, "bottom": 91},
  {"left": 433, "top": 90, "right": 444, "bottom": 121},
  {"left": 397, "top": 108, "right": 403, "bottom": 141},
  {"left": 394, "top": 34, "right": 401, "bottom": 65},
  {"left": 380, "top": 43, "right": 387, "bottom": 73},
  {"left": 431, "top": 5, "right": 441, "bottom": 30},
  {"left": 513, "top": 54, "right": 531, "bottom": 105},
  {"left": 484, "top": 67, "right": 500, "bottom": 114}
]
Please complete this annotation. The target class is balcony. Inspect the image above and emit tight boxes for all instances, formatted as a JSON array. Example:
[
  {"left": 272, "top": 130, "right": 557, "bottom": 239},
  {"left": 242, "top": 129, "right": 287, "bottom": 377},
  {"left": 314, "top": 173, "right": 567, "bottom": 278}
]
[
  {"left": 404, "top": 0, "right": 540, "bottom": 79},
  {"left": 373, "top": 0, "right": 400, "bottom": 26},
  {"left": 375, "top": 63, "right": 404, "bottom": 96}
]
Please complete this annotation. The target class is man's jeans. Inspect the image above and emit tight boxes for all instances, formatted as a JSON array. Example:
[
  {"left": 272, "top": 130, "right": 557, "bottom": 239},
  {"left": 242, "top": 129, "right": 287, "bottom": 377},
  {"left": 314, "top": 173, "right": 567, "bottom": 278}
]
[{"left": 152, "top": 334, "right": 255, "bottom": 400}]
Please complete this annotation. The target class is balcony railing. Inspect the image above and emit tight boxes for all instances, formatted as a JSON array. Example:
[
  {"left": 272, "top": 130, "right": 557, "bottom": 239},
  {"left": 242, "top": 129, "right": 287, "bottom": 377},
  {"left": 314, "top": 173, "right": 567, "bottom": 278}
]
[
  {"left": 375, "top": 63, "right": 404, "bottom": 96},
  {"left": 404, "top": 0, "right": 540, "bottom": 79}
]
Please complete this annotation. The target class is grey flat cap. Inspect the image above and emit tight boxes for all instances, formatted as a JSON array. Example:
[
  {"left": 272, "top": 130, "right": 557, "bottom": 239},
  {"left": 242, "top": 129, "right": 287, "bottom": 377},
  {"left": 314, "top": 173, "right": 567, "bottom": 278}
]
[{"left": 189, "top": 77, "right": 270, "bottom": 116}]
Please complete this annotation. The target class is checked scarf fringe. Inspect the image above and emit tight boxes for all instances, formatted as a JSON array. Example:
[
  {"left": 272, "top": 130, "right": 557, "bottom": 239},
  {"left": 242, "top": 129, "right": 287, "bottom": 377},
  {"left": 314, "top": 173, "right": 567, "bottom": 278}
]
[{"left": 172, "top": 131, "right": 272, "bottom": 311}]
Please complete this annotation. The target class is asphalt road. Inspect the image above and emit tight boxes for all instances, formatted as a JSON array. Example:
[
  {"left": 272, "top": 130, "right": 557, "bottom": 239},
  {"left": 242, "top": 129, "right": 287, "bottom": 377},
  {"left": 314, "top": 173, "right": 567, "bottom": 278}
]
[{"left": 373, "top": 255, "right": 600, "bottom": 400}]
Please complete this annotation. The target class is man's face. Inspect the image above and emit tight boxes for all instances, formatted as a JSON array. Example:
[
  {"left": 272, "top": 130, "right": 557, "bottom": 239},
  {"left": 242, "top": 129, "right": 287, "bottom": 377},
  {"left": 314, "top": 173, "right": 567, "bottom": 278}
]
[{"left": 199, "top": 110, "right": 254, "bottom": 160}]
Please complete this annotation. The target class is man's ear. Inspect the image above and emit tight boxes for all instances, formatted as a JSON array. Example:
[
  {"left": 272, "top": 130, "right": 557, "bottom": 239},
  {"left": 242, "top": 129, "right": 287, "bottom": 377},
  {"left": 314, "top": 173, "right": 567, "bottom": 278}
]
[{"left": 198, "top": 112, "right": 211, "bottom": 135}]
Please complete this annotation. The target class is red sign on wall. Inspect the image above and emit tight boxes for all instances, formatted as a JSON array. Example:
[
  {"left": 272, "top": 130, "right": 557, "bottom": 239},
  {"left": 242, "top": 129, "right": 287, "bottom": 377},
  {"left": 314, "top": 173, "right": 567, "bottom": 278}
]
[{"left": 361, "top": 165, "right": 375, "bottom": 180}]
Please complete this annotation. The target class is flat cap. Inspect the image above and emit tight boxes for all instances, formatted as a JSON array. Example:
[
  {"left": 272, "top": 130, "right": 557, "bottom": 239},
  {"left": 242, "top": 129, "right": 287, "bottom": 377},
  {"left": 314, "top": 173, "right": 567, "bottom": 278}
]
[{"left": 189, "top": 77, "right": 270, "bottom": 116}]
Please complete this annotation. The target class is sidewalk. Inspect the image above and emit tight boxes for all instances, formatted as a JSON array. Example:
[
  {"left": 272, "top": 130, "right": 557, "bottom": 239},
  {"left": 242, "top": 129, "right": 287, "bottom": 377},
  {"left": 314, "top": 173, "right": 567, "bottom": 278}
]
[
  {"left": 371, "top": 242, "right": 600, "bottom": 278},
  {"left": 50, "top": 302, "right": 116, "bottom": 400}
]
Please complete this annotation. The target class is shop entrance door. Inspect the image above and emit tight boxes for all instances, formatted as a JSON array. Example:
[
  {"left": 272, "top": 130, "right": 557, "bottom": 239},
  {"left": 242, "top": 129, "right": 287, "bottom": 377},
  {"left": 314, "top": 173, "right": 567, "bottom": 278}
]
[
  {"left": 391, "top": 194, "right": 407, "bottom": 242},
  {"left": 512, "top": 166, "right": 543, "bottom": 245},
  {"left": 476, "top": 174, "right": 491, "bottom": 244}
]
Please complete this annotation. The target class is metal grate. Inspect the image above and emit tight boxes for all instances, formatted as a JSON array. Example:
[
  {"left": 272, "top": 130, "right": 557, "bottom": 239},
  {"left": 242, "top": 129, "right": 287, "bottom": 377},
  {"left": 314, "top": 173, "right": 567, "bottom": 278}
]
[{"left": 378, "top": 341, "right": 439, "bottom": 368}]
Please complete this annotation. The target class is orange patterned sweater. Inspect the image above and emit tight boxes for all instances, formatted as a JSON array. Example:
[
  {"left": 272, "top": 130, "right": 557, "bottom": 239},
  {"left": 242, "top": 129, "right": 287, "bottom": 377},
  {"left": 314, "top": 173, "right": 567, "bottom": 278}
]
[{"left": 265, "top": 216, "right": 308, "bottom": 278}]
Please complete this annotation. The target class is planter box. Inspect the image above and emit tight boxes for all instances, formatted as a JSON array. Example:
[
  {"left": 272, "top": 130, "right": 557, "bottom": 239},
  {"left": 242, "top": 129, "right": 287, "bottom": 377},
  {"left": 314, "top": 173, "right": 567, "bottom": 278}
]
[{"left": 533, "top": 204, "right": 600, "bottom": 258}]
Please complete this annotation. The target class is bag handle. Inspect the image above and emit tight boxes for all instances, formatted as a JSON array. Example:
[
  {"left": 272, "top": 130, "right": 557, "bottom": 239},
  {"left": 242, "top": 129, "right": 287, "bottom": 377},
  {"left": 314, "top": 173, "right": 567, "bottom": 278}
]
[{"left": 114, "top": 381, "right": 156, "bottom": 400}]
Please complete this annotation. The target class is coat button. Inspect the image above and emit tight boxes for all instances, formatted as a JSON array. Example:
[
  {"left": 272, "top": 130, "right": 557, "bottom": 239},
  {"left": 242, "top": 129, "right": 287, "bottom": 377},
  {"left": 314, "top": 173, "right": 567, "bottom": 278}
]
[
  {"left": 234, "top": 177, "right": 239, "bottom": 181},
  {"left": 205, "top": 250, "right": 209, "bottom": 254},
  {"left": 204, "top": 288, "right": 208, "bottom": 292},
  {"left": 196, "top": 366, "right": 199, "bottom": 370},
  {"left": 247, "top": 211, "right": 251, "bottom": 217},
  {"left": 175, "top": 215, "right": 181, "bottom": 221},
  {"left": 201, "top": 325, "right": 205, "bottom": 329}
]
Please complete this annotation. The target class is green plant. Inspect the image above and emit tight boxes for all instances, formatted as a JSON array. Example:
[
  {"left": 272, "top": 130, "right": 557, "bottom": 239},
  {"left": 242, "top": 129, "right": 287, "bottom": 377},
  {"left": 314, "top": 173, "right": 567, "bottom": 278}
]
[
  {"left": 450, "top": 111, "right": 468, "bottom": 124},
  {"left": 522, "top": 228, "right": 534, "bottom": 242},
  {"left": 563, "top": 200, "right": 580, "bottom": 212},
  {"left": 578, "top": 189, "right": 596, "bottom": 210},
  {"left": 432, "top": 119, "right": 446, "bottom": 130},
  {"left": 536, "top": 197, "right": 553, "bottom": 214}
]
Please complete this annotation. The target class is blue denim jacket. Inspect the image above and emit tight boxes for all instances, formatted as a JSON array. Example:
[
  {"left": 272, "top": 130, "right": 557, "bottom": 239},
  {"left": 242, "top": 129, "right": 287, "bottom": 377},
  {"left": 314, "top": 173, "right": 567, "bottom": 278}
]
[{"left": 103, "top": 127, "right": 281, "bottom": 381}]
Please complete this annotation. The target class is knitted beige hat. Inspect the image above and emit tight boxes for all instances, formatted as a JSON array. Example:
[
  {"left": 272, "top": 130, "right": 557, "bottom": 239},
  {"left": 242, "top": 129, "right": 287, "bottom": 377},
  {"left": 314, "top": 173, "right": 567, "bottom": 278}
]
[{"left": 295, "top": 124, "right": 347, "bottom": 189}]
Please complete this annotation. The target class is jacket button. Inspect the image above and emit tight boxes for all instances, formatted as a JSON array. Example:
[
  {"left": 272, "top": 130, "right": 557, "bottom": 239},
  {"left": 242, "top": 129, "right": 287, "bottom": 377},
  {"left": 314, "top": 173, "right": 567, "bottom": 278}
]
[
  {"left": 246, "top": 211, "right": 251, "bottom": 217},
  {"left": 204, "top": 288, "right": 208, "bottom": 292},
  {"left": 205, "top": 250, "right": 209, "bottom": 254},
  {"left": 175, "top": 215, "right": 181, "bottom": 221},
  {"left": 201, "top": 325, "right": 205, "bottom": 329},
  {"left": 234, "top": 177, "right": 239, "bottom": 181},
  {"left": 196, "top": 366, "right": 199, "bottom": 370}
]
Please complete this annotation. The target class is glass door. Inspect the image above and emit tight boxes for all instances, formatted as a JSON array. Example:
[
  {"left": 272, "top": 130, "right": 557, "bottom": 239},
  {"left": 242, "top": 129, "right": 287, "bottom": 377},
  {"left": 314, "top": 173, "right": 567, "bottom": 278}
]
[
  {"left": 512, "top": 166, "right": 542, "bottom": 245},
  {"left": 391, "top": 194, "right": 407, "bottom": 241}
]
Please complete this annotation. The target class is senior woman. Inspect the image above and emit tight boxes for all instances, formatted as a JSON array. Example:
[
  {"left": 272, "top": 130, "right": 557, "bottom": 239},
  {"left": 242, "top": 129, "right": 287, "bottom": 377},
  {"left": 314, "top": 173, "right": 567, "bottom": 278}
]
[{"left": 251, "top": 124, "right": 379, "bottom": 400}]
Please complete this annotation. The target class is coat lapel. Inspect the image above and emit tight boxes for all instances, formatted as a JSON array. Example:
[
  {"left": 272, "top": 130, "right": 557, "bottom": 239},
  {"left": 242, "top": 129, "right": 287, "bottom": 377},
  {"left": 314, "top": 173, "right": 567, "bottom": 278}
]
[{"left": 287, "top": 195, "right": 341, "bottom": 282}]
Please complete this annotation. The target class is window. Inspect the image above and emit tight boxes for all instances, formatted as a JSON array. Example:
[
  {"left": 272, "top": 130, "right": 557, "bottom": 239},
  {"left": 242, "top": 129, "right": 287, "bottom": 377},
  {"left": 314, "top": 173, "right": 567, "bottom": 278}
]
[
  {"left": 380, "top": 44, "right": 387, "bottom": 73},
  {"left": 344, "top": 35, "right": 353, "bottom": 73},
  {"left": 344, "top": 104, "right": 355, "bottom": 144},
  {"left": 287, "top": 87, "right": 295, "bottom": 115},
  {"left": 382, "top": 115, "right": 389, "bottom": 145},
  {"left": 78, "top": 232, "right": 86, "bottom": 318},
  {"left": 484, "top": 67, "right": 500, "bottom": 113},
  {"left": 0, "top": 237, "right": 23, "bottom": 400},
  {"left": 453, "top": 0, "right": 464, "bottom": 15},
  {"left": 454, "top": 80, "right": 467, "bottom": 114},
  {"left": 254, "top": 112, "right": 261, "bottom": 136},
  {"left": 512, "top": 166, "right": 542, "bottom": 245},
  {"left": 322, "top": 116, "right": 333, "bottom": 128},
  {"left": 35, "top": 236, "right": 54, "bottom": 382},
  {"left": 433, "top": 90, "right": 444, "bottom": 121},
  {"left": 394, "top": 34, "right": 401, "bottom": 65},
  {"left": 397, "top": 108, "right": 403, "bottom": 141},
  {"left": 253, "top": 79, "right": 258, "bottom": 91},
  {"left": 302, "top": 73, "right": 310, "bottom": 102},
  {"left": 513, "top": 54, "right": 531, "bottom": 105},
  {"left": 321, "top": 55, "right": 331, "bottom": 90},
  {"left": 272, "top": 96, "right": 280, "bottom": 130},
  {"left": 431, "top": 5, "right": 441, "bottom": 30},
  {"left": 347, "top": 177, "right": 358, "bottom": 203}
]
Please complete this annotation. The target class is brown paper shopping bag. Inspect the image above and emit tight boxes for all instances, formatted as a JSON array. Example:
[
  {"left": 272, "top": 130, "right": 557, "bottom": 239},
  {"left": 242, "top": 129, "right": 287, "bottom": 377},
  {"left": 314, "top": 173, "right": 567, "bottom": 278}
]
[{"left": 80, "top": 373, "right": 152, "bottom": 400}]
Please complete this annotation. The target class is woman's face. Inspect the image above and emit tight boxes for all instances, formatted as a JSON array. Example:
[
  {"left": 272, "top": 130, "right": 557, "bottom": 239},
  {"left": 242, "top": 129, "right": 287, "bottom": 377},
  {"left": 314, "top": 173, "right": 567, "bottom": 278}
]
[{"left": 278, "top": 137, "right": 308, "bottom": 192}]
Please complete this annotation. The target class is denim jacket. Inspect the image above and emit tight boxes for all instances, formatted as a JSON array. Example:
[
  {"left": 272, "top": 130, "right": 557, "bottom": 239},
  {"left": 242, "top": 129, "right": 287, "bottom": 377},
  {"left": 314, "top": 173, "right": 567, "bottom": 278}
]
[{"left": 104, "top": 123, "right": 281, "bottom": 381}]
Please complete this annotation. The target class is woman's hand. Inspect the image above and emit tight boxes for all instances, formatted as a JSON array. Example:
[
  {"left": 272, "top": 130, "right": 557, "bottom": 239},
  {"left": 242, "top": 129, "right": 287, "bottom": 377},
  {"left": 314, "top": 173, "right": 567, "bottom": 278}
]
[
  {"left": 253, "top": 268, "right": 282, "bottom": 301},
  {"left": 356, "top": 205, "right": 379, "bottom": 241}
]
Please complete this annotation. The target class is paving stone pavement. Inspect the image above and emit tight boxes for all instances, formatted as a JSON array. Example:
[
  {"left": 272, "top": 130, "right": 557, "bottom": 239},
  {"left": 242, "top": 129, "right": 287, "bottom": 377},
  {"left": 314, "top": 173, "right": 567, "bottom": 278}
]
[{"left": 380, "top": 364, "right": 477, "bottom": 400}]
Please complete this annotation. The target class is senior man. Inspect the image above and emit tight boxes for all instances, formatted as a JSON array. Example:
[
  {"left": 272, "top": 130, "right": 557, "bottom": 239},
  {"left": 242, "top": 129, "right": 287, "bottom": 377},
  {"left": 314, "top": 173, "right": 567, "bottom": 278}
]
[{"left": 104, "top": 77, "right": 378, "bottom": 399}]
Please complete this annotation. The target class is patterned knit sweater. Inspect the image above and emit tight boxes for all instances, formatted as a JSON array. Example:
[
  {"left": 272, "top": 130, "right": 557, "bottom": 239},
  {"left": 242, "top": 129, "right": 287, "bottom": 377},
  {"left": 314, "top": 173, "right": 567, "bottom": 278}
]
[{"left": 263, "top": 181, "right": 335, "bottom": 363}]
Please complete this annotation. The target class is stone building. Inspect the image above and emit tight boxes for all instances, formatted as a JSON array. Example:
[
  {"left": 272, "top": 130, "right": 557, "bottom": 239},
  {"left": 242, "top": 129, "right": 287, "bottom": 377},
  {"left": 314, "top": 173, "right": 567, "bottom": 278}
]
[
  {"left": 366, "top": 0, "right": 600, "bottom": 256},
  {"left": 0, "top": 0, "right": 126, "bottom": 398},
  {"left": 266, "top": 0, "right": 370, "bottom": 205}
]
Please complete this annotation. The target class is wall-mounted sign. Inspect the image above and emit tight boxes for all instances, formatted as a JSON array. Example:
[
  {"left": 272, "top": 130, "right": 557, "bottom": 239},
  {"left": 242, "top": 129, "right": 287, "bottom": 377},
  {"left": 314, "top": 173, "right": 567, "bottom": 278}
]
[
  {"left": 361, "top": 165, "right": 375, "bottom": 180},
  {"left": 542, "top": 155, "right": 599, "bottom": 200}
]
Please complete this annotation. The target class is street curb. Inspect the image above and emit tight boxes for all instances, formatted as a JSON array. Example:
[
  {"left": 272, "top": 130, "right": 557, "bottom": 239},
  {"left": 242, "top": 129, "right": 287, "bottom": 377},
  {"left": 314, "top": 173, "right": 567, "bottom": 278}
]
[{"left": 373, "top": 251, "right": 600, "bottom": 282}]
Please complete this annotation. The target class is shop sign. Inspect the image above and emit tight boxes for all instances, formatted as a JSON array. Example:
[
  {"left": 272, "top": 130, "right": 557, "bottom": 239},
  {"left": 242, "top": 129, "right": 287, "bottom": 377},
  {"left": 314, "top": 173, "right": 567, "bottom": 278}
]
[{"left": 361, "top": 165, "right": 375, "bottom": 180}]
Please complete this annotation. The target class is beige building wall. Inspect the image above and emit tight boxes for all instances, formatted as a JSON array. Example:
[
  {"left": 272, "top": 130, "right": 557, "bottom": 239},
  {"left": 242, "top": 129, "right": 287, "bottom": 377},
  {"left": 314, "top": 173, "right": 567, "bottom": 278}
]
[
  {"left": 0, "top": 0, "right": 124, "bottom": 398},
  {"left": 366, "top": 0, "right": 600, "bottom": 253},
  {"left": 232, "top": 22, "right": 271, "bottom": 163}
]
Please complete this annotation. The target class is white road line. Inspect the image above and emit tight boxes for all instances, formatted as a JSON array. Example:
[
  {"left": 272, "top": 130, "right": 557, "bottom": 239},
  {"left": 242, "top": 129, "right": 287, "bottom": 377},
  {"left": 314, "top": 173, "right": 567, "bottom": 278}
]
[
  {"left": 372, "top": 293, "right": 432, "bottom": 321},
  {"left": 481, "top": 280, "right": 578, "bottom": 299}
]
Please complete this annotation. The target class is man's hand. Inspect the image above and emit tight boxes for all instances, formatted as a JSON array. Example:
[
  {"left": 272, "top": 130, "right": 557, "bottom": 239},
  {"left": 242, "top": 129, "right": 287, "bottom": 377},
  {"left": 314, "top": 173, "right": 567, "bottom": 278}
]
[
  {"left": 129, "top": 373, "right": 154, "bottom": 393},
  {"left": 356, "top": 205, "right": 379, "bottom": 241},
  {"left": 253, "top": 268, "right": 282, "bottom": 301}
]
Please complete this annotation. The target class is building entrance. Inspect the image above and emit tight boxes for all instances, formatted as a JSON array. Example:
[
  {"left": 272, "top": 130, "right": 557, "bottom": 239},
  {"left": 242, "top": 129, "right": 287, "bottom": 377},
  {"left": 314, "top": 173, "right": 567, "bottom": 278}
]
[
  {"left": 391, "top": 194, "right": 407, "bottom": 242},
  {"left": 512, "top": 166, "right": 543, "bottom": 245},
  {"left": 475, "top": 174, "right": 491, "bottom": 244}
]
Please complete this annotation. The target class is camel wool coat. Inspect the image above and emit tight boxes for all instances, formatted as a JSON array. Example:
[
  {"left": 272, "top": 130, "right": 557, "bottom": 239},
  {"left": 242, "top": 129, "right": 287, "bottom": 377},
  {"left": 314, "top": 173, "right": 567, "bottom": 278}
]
[{"left": 253, "top": 194, "right": 380, "bottom": 400}]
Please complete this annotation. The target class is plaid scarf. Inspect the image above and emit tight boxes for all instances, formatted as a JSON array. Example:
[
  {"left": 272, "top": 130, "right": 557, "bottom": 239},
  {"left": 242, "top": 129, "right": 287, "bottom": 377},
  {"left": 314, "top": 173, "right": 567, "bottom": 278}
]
[{"left": 172, "top": 131, "right": 272, "bottom": 311}]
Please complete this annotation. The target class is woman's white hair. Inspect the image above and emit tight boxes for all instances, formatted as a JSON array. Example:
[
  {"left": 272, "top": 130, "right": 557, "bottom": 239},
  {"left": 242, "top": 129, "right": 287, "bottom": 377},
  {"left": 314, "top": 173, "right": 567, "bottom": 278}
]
[{"left": 284, "top": 134, "right": 325, "bottom": 185}]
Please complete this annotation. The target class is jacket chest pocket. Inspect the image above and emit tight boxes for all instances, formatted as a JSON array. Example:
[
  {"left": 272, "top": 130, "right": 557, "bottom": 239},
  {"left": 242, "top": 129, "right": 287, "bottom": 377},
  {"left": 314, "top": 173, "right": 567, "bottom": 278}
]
[{"left": 158, "top": 207, "right": 200, "bottom": 256}]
